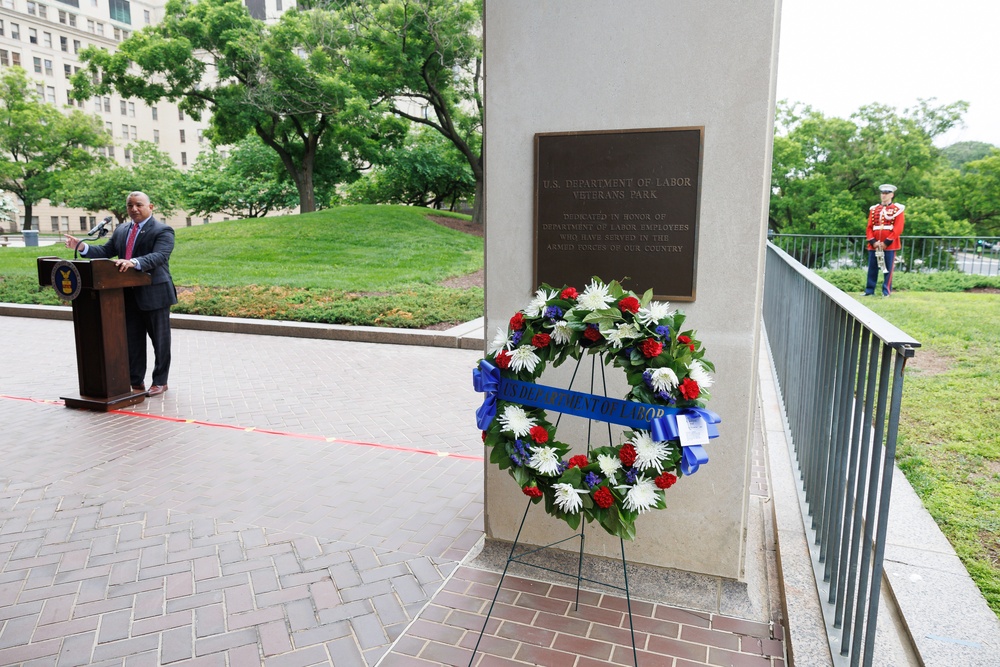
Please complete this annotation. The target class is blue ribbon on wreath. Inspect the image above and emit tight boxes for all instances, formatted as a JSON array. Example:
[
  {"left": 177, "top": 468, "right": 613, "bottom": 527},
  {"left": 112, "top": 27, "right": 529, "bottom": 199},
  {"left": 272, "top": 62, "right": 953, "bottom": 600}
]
[
  {"left": 472, "top": 360, "right": 500, "bottom": 431},
  {"left": 650, "top": 408, "right": 720, "bottom": 475}
]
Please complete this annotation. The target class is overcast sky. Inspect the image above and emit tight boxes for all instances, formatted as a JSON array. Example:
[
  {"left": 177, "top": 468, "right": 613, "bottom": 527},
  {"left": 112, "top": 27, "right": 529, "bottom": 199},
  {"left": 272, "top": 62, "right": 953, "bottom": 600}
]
[{"left": 775, "top": 0, "right": 1000, "bottom": 147}]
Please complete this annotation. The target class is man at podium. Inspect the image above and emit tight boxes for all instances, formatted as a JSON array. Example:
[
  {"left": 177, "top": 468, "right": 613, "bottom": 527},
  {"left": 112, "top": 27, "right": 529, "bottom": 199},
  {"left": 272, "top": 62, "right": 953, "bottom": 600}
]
[{"left": 63, "top": 191, "right": 177, "bottom": 397}]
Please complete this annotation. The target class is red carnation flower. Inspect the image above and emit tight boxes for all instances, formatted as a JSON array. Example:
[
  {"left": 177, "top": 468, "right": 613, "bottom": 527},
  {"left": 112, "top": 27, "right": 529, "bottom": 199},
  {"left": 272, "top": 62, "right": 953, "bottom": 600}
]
[
  {"left": 678, "top": 334, "right": 695, "bottom": 352},
  {"left": 481, "top": 431, "right": 487, "bottom": 442},
  {"left": 510, "top": 312, "right": 525, "bottom": 331},
  {"left": 619, "top": 443, "right": 637, "bottom": 467},
  {"left": 639, "top": 339, "right": 663, "bottom": 358},
  {"left": 495, "top": 350, "right": 511, "bottom": 369},
  {"left": 522, "top": 486, "right": 543, "bottom": 498},
  {"left": 568, "top": 454, "right": 589, "bottom": 469},
  {"left": 531, "top": 333, "right": 551, "bottom": 348},
  {"left": 593, "top": 486, "right": 614, "bottom": 509},
  {"left": 679, "top": 377, "right": 700, "bottom": 400},
  {"left": 655, "top": 472, "right": 678, "bottom": 489},
  {"left": 618, "top": 296, "right": 640, "bottom": 314},
  {"left": 529, "top": 425, "right": 549, "bottom": 444},
  {"left": 583, "top": 327, "right": 602, "bottom": 342},
  {"left": 560, "top": 287, "right": 578, "bottom": 300}
]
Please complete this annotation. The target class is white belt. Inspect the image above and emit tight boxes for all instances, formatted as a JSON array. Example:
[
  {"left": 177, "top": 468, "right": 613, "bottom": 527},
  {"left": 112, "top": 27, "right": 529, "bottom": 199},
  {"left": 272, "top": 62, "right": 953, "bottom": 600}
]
[{"left": 872, "top": 225, "right": 894, "bottom": 230}]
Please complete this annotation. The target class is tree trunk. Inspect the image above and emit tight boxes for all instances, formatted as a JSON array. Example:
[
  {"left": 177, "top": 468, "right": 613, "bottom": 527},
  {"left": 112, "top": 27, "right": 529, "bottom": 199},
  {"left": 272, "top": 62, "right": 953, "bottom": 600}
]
[
  {"left": 21, "top": 202, "right": 32, "bottom": 231},
  {"left": 470, "top": 177, "right": 483, "bottom": 227}
]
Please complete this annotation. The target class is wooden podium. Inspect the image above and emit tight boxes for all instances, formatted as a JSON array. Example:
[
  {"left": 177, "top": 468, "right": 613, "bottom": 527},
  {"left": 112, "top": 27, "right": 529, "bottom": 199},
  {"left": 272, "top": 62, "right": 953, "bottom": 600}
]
[{"left": 38, "top": 257, "right": 151, "bottom": 411}]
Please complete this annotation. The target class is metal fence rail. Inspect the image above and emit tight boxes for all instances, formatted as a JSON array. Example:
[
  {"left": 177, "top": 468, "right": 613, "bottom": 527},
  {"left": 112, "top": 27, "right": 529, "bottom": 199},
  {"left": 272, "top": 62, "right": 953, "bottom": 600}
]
[
  {"left": 770, "top": 234, "right": 1000, "bottom": 277},
  {"left": 763, "top": 243, "right": 920, "bottom": 667}
]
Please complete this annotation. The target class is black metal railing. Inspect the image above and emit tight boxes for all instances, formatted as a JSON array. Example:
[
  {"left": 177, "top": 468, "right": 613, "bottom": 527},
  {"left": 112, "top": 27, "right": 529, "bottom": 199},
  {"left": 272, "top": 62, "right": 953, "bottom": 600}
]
[
  {"left": 763, "top": 242, "right": 920, "bottom": 667},
  {"left": 769, "top": 234, "right": 1000, "bottom": 277}
]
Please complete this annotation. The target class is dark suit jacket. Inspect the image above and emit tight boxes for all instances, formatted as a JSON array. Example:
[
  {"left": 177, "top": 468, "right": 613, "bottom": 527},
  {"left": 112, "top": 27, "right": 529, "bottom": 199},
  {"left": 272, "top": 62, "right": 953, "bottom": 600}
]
[{"left": 85, "top": 217, "right": 178, "bottom": 311}]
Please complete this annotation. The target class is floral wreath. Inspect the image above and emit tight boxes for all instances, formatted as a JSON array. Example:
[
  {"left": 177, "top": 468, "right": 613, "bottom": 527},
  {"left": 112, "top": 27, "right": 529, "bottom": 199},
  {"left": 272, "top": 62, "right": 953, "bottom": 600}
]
[{"left": 473, "top": 278, "right": 720, "bottom": 541}]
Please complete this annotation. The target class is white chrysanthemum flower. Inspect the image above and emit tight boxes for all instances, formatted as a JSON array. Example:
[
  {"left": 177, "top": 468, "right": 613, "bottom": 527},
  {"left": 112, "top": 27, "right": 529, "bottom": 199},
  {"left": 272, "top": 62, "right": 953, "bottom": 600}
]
[
  {"left": 597, "top": 453, "right": 622, "bottom": 482},
  {"left": 524, "top": 288, "right": 557, "bottom": 317},
  {"left": 632, "top": 430, "right": 670, "bottom": 473},
  {"left": 509, "top": 345, "right": 541, "bottom": 373},
  {"left": 622, "top": 478, "right": 659, "bottom": 513},
  {"left": 550, "top": 320, "right": 573, "bottom": 345},
  {"left": 576, "top": 280, "right": 615, "bottom": 311},
  {"left": 528, "top": 446, "right": 562, "bottom": 476},
  {"left": 637, "top": 301, "right": 674, "bottom": 325},
  {"left": 498, "top": 405, "right": 536, "bottom": 437},
  {"left": 603, "top": 322, "right": 640, "bottom": 348},
  {"left": 687, "top": 360, "right": 715, "bottom": 389},
  {"left": 488, "top": 327, "right": 510, "bottom": 355},
  {"left": 553, "top": 483, "right": 587, "bottom": 514},
  {"left": 648, "top": 367, "right": 679, "bottom": 394}
]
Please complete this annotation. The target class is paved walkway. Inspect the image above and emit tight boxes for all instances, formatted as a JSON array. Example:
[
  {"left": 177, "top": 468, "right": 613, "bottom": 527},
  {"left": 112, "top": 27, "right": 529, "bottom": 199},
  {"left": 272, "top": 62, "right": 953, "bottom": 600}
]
[{"left": 0, "top": 315, "right": 785, "bottom": 666}]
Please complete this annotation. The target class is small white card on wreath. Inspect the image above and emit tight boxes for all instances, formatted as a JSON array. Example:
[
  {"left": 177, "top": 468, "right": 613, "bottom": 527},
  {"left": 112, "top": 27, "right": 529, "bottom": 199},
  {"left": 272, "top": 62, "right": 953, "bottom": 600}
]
[{"left": 677, "top": 414, "right": 710, "bottom": 447}]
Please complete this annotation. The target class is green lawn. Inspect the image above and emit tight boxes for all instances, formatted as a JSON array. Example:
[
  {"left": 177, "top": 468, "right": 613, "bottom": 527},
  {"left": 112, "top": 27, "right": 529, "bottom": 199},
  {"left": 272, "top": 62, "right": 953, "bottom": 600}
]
[
  {"left": 0, "top": 205, "right": 484, "bottom": 328},
  {"left": 861, "top": 292, "right": 1000, "bottom": 617}
]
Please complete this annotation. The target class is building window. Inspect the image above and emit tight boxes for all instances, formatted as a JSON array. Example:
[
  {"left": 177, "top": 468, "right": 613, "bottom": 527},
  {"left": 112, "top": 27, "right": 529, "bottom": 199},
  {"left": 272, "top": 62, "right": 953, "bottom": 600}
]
[
  {"left": 107, "top": 145, "right": 114, "bottom": 159},
  {"left": 185, "top": 217, "right": 191, "bottom": 226},
  {"left": 64, "top": 63, "right": 71, "bottom": 78},
  {"left": 10, "top": 23, "right": 19, "bottom": 40},
  {"left": 94, "top": 98, "right": 101, "bottom": 112},
  {"left": 43, "top": 32, "right": 52, "bottom": 48},
  {"left": 103, "top": 96, "right": 110, "bottom": 112},
  {"left": 178, "top": 109, "right": 184, "bottom": 121},
  {"left": 33, "top": 57, "right": 42, "bottom": 74},
  {"left": 179, "top": 129, "right": 185, "bottom": 143},
  {"left": 130, "top": 125, "right": 136, "bottom": 140},
  {"left": 120, "top": 100, "right": 126, "bottom": 115},
  {"left": 121, "top": 124, "right": 128, "bottom": 139},
  {"left": 73, "top": 40, "right": 80, "bottom": 54},
  {"left": 35, "top": 84, "right": 44, "bottom": 98},
  {"left": 181, "top": 152, "right": 187, "bottom": 166},
  {"left": 79, "top": 216, "right": 87, "bottom": 230},
  {"left": 95, "top": 23, "right": 104, "bottom": 37},
  {"left": 50, "top": 216, "right": 59, "bottom": 232},
  {"left": 46, "top": 86, "right": 55, "bottom": 104},
  {"left": 197, "top": 129, "right": 204, "bottom": 144},
  {"left": 60, "top": 36, "right": 68, "bottom": 52},
  {"left": 109, "top": 0, "right": 131, "bottom": 25},
  {"left": 143, "top": 9, "right": 150, "bottom": 24},
  {"left": 0, "top": 51, "right": 7, "bottom": 67},
  {"left": 277, "top": 0, "right": 282, "bottom": 10},
  {"left": 39, "top": 4, "right": 48, "bottom": 19},
  {"left": 66, "top": 89, "right": 73, "bottom": 104},
  {"left": 128, "top": 102, "right": 134, "bottom": 117},
  {"left": 105, "top": 120, "right": 112, "bottom": 133},
  {"left": 152, "top": 129, "right": 159, "bottom": 143},
  {"left": 124, "top": 148, "right": 131, "bottom": 162},
  {"left": 151, "top": 106, "right": 157, "bottom": 120},
  {"left": 29, "top": 28, "right": 38, "bottom": 44},
  {"left": 11, "top": 52, "right": 20, "bottom": 67},
  {"left": 28, "top": 2, "right": 38, "bottom": 15},
  {"left": 0, "top": 20, "right": 4, "bottom": 37},
  {"left": 44, "top": 59, "right": 53, "bottom": 76}
]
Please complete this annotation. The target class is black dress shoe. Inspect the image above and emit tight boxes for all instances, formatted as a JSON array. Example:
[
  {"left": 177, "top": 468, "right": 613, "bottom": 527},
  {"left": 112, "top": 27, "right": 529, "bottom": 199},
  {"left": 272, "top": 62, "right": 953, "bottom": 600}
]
[
  {"left": 148, "top": 384, "right": 168, "bottom": 397},
  {"left": 131, "top": 385, "right": 146, "bottom": 392}
]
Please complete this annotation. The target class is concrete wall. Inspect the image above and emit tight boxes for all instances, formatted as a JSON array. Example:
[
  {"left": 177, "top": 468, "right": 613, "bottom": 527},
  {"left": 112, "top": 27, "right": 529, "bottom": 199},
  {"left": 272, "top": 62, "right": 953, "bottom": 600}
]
[{"left": 483, "top": 0, "right": 781, "bottom": 580}]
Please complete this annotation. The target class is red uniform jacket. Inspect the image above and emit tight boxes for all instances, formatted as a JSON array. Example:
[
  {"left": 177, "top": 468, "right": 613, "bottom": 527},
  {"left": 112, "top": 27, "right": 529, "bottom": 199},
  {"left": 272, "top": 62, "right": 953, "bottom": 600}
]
[{"left": 867, "top": 203, "right": 905, "bottom": 251}]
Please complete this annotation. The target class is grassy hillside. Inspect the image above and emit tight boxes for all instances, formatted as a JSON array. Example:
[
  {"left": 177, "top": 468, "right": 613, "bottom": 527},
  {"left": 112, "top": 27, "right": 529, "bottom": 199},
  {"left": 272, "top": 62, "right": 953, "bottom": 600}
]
[{"left": 0, "top": 205, "right": 484, "bottom": 328}]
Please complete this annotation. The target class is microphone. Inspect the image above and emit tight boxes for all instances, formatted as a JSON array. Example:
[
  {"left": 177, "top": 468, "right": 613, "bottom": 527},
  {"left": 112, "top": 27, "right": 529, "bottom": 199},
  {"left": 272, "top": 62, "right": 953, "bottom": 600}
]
[{"left": 87, "top": 216, "right": 113, "bottom": 237}]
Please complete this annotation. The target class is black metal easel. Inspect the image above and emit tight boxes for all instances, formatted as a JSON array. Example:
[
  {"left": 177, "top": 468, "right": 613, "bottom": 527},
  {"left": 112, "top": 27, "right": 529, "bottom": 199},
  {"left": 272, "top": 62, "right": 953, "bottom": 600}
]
[{"left": 468, "top": 354, "right": 640, "bottom": 667}]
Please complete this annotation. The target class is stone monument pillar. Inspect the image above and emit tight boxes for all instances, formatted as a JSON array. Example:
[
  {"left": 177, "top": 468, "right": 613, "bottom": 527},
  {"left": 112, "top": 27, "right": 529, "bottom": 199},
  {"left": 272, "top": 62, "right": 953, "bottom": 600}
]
[{"left": 482, "top": 0, "right": 781, "bottom": 607}]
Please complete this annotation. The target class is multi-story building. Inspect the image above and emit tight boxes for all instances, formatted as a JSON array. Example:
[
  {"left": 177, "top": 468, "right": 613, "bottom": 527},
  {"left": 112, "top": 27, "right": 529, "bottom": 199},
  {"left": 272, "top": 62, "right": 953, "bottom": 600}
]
[{"left": 0, "top": 0, "right": 291, "bottom": 233}]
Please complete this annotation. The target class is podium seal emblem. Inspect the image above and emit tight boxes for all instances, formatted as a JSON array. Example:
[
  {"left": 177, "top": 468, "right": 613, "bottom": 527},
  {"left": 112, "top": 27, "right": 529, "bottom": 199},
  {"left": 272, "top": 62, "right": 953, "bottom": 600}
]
[{"left": 50, "top": 260, "right": 82, "bottom": 301}]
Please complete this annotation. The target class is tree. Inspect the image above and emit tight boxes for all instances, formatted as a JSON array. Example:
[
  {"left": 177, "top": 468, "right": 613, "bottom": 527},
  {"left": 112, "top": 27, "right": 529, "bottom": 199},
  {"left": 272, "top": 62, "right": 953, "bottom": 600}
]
[
  {"left": 0, "top": 68, "right": 109, "bottom": 230},
  {"left": 343, "top": 126, "right": 474, "bottom": 209},
  {"left": 770, "top": 99, "right": 968, "bottom": 234},
  {"left": 340, "top": 0, "right": 484, "bottom": 223},
  {"left": 58, "top": 141, "right": 184, "bottom": 224},
  {"left": 71, "top": 0, "right": 405, "bottom": 213},
  {"left": 941, "top": 150, "right": 1000, "bottom": 235},
  {"left": 183, "top": 136, "right": 299, "bottom": 218},
  {"left": 941, "top": 141, "right": 996, "bottom": 171}
]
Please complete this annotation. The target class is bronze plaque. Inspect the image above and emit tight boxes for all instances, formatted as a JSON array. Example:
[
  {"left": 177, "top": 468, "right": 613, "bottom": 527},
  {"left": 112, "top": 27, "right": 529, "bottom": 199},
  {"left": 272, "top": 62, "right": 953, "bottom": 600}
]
[{"left": 534, "top": 127, "right": 703, "bottom": 300}]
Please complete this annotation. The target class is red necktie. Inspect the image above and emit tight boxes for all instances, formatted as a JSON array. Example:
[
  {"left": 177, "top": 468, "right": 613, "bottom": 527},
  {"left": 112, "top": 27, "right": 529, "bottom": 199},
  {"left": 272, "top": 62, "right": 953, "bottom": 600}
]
[{"left": 124, "top": 223, "right": 140, "bottom": 260}]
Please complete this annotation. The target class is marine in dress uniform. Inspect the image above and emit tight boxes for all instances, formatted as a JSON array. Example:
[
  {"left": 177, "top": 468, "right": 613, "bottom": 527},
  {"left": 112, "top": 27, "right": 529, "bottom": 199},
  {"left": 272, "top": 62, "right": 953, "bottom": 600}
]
[{"left": 864, "top": 184, "right": 905, "bottom": 296}]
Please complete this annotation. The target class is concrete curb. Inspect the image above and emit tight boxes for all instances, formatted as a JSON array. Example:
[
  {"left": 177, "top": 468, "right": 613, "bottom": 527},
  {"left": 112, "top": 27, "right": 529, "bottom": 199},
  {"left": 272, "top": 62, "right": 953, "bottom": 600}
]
[{"left": 0, "top": 303, "right": 486, "bottom": 351}]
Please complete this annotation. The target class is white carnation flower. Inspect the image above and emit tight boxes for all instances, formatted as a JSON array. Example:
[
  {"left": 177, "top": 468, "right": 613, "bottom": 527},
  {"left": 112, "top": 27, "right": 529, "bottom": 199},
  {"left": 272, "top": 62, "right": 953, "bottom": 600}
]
[
  {"left": 597, "top": 453, "right": 622, "bottom": 482},
  {"left": 488, "top": 327, "right": 510, "bottom": 355},
  {"left": 509, "top": 345, "right": 540, "bottom": 373},
  {"left": 687, "top": 361, "right": 715, "bottom": 389},
  {"left": 550, "top": 320, "right": 573, "bottom": 345},
  {"left": 528, "top": 446, "right": 562, "bottom": 476},
  {"left": 524, "top": 288, "right": 557, "bottom": 317},
  {"left": 553, "top": 483, "right": 587, "bottom": 514},
  {"left": 498, "top": 405, "right": 536, "bottom": 437},
  {"left": 576, "top": 280, "right": 615, "bottom": 311},
  {"left": 632, "top": 430, "right": 670, "bottom": 473},
  {"left": 603, "top": 322, "right": 640, "bottom": 348},
  {"left": 648, "top": 367, "right": 679, "bottom": 394},
  {"left": 622, "top": 478, "right": 659, "bottom": 513},
  {"left": 637, "top": 301, "right": 674, "bottom": 325}
]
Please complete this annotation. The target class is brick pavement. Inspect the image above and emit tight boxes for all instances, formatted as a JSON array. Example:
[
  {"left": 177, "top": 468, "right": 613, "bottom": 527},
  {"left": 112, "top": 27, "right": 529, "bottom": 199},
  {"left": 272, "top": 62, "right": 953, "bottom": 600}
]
[{"left": 0, "top": 315, "right": 787, "bottom": 666}]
